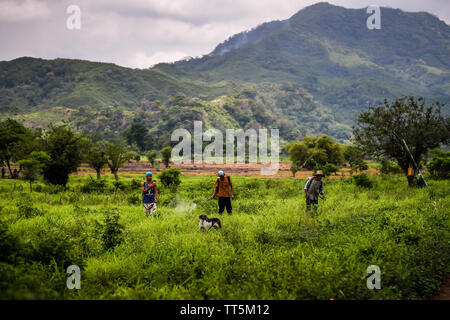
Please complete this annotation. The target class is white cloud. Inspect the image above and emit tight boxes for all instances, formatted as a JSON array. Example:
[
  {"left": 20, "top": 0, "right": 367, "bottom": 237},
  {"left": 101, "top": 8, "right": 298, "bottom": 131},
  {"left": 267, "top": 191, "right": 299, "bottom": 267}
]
[
  {"left": 0, "top": 0, "right": 448, "bottom": 67},
  {"left": 0, "top": 0, "right": 51, "bottom": 22}
]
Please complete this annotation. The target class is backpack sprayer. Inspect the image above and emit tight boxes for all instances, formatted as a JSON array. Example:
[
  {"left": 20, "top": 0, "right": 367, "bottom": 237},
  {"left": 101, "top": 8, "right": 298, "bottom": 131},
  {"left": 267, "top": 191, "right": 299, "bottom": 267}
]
[{"left": 392, "top": 131, "right": 428, "bottom": 186}]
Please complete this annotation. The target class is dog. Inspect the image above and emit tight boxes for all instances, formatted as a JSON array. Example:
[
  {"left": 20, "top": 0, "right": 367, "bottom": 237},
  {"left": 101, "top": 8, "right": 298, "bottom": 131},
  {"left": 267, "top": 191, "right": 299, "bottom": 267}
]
[{"left": 199, "top": 214, "right": 222, "bottom": 230}]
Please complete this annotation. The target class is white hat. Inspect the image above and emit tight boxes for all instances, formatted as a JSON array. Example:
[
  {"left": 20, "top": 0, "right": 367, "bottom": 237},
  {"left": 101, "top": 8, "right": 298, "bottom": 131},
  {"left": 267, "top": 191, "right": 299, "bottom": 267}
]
[{"left": 218, "top": 170, "right": 224, "bottom": 176}]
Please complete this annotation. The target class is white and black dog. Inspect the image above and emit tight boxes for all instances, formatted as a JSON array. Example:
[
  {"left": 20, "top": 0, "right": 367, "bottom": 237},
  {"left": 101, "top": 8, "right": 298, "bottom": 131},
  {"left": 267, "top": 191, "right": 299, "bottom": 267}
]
[{"left": 199, "top": 214, "right": 222, "bottom": 230}]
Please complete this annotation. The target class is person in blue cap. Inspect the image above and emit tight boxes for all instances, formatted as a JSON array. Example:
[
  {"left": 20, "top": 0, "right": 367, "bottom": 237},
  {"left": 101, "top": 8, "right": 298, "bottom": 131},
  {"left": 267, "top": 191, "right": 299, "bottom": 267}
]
[{"left": 141, "top": 171, "right": 158, "bottom": 216}]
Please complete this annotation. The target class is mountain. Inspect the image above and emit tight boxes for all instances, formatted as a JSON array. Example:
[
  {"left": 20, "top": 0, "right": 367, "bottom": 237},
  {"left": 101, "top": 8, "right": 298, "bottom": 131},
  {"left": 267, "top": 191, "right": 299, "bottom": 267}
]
[
  {"left": 173, "top": 2, "right": 450, "bottom": 121},
  {"left": 0, "top": 2, "right": 449, "bottom": 146}
]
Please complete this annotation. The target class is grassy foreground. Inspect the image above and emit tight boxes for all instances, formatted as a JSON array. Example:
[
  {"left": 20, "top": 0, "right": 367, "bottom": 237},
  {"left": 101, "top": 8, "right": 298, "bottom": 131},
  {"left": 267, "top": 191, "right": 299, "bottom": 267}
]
[{"left": 0, "top": 173, "right": 449, "bottom": 299}]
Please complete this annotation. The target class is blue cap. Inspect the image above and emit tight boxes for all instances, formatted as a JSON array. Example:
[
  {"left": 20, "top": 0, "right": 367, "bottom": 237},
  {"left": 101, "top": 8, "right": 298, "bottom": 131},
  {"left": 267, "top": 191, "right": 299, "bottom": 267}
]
[
  {"left": 146, "top": 172, "right": 152, "bottom": 177},
  {"left": 218, "top": 170, "right": 224, "bottom": 177}
]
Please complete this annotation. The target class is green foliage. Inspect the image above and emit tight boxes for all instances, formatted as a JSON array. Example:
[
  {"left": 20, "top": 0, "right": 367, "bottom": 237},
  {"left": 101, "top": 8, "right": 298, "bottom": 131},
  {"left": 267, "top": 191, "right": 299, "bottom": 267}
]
[
  {"left": 42, "top": 125, "right": 84, "bottom": 186},
  {"left": 17, "top": 151, "right": 50, "bottom": 192},
  {"left": 0, "top": 174, "right": 449, "bottom": 299},
  {"left": 125, "top": 122, "right": 151, "bottom": 151},
  {"left": 16, "top": 200, "right": 44, "bottom": 219},
  {"left": 159, "top": 168, "right": 181, "bottom": 189},
  {"left": 287, "top": 135, "right": 345, "bottom": 170},
  {"left": 352, "top": 173, "right": 374, "bottom": 189},
  {"left": 354, "top": 96, "right": 450, "bottom": 177},
  {"left": 146, "top": 150, "right": 159, "bottom": 167},
  {"left": 380, "top": 157, "right": 403, "bottom": 174},
  {"left": 80, "top": 176, "right": 107, "bottom": 193},
  {"left": 160, "top": 146, "right": 172, "bottom": 168},
  {"left": 112, "top": 180, "right": 127, "bottom": 192},
  {"left": 427, "top": 148, "right": 450, "bottom": 178},
  {"left": 97, "top": 208, "right": 124, "bottom": 251},
  {"left": 83, "top": 139, "right": 108, "bottom": 179},
  {"left": 106, "top": 143, "right": 130, "bottom": 180},
  {"left": 351, "top": 159, "right": 369, "bottom": 173},
  {"left": 0, "top": 119, "right": 35, "bottom": 175},
  {"left": 127, "top": 193, "right": 141, "bottom": 205},
  {"left": 317, "top": 163, "right": 339, "bottom": 176}
]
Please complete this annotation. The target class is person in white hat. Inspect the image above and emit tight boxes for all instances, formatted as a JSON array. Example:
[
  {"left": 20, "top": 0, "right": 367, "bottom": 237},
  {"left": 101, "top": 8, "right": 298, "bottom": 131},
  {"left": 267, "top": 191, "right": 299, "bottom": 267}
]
[
  {"left": 304, "top": 170, "right": 326, "bottom": 215},
  {"left": 209, "top": 170, "right": 234, "bottom": 216}
]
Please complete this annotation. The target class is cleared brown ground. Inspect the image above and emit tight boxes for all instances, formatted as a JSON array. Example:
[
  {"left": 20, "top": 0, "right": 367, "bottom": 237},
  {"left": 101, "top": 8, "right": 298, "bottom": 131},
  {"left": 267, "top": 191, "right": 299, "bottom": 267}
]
[{"left": 75, "top": 161, "right": 378, "bottom": 178}]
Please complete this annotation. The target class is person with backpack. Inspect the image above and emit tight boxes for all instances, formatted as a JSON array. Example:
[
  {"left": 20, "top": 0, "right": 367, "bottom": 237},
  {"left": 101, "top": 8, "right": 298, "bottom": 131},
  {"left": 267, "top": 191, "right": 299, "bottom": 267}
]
[
  {"left": 141, "top": 172, "right": 158, "bottom": 216},
  {"left": 209, "top": 170, "right": 234, "bottom": 216},
  {"left": 304, "top": 170, "right": 326, "bottom": 214}
]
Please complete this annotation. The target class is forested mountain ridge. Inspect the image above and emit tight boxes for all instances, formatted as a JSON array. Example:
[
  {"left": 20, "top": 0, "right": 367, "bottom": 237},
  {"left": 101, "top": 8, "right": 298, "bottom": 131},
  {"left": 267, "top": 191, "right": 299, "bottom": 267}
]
[{"left": 1, "top": 2, "right": 449, "bottom": 146}]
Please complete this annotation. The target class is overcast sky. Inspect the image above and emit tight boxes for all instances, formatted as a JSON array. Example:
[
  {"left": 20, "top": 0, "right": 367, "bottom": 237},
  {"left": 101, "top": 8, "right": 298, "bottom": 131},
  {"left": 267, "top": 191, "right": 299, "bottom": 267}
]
[{"left": 0, "top": 0, "right": 448, "bottom": 69}]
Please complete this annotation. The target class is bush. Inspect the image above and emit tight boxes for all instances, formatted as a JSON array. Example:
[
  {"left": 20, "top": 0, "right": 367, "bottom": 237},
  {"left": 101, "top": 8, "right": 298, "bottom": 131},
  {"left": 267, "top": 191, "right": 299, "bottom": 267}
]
[
  {"left": 427, "top": 148, "right": 450, "bottom": 178},
  {"left": 96, "top": 208, "right": 124, "bottom": 251},
  {"left": 16, "top": 200, "right": 43, "bottom": 219},
  {"left": 80, "top": 176, "right": 107, "bottom": 193},
  {"left": 112, "top": 180, "right": 127, "bottom": 192},
  {"left": 316, "top": 163, "right": 339, "bottom": 176},
  {"left": 129, "top": 178, "right": 141, "bottom": 190},
  {"left": 352, "top": 173, "right": 374, "bottom": 188},
  {"left": 159, "top": 168, "right": 181, "bottom": 190},
  {"left": 380, "top": 158, "right": 402, "bottom": 174},
  {"left": 127, "top": 193, "right": 141, "bottom": 205}
]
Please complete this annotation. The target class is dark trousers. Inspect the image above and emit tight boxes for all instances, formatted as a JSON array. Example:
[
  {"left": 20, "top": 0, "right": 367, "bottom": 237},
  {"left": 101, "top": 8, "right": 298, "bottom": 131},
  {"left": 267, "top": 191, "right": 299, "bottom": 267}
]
[
  {"left": 218, "top": 197, "right": 232, "bottom": 215},
  {"left": 306, "top": 198, "right": 319, "bottom": 214}
]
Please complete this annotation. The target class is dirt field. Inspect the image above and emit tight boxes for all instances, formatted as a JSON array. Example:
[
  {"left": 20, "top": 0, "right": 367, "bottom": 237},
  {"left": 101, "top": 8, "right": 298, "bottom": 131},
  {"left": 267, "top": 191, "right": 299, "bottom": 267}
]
[{"left": 75, "top": 161, "right": 378, "bottom": 178}]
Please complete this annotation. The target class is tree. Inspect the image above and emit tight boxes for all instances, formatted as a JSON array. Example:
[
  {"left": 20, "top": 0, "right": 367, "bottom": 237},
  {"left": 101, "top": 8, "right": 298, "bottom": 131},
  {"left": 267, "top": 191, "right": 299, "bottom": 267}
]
[
  {"left": 285, "top": 141, "right": 310, "bottom": 166},
  {"left": 84, "top": 139, "right": 108, "bottom": 180},
  {"left": 351, "top": 159, "right": 369, "bottom": 173},
  {"left": 42, "top": 126, "right": 84, "bottom": 187},
  {"left": 106, "top": 143, "right": 130, "bottom": 180},
  {"left": 353, "top": 97, "right": 450, "bottom": 187},
  {"left": 125, "top": 122, "right": 150, "bottom": 151},
  {"left": 343, "top": 145, "right": 365, "bottom": 166},
  {"left": 290, "top": 161, "right": 301, "bottom": 177},
  {"left": 286, "top": 135, "right": 344, "bottom": 170},
  {"left": 146, "top": 150, "right": 159, "bottom": 167},
  {"left": 315, "top": 135, "right": 344, "bottom": 165},
  {"left": 0, "top": 119, "right": 35, "bottom": 176},
  {"left": 161, "top": 146, "right": 172, "bottom": 168},
  {"left": 17, "top": 151, "right": 50, "bottom": 192}
]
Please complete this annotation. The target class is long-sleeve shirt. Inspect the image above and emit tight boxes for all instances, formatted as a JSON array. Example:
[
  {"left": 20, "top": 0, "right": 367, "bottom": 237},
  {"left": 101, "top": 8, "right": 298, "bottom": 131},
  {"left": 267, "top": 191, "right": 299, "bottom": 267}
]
[{"left": 304, "top": 178, "right": 324, "bottom": 200}]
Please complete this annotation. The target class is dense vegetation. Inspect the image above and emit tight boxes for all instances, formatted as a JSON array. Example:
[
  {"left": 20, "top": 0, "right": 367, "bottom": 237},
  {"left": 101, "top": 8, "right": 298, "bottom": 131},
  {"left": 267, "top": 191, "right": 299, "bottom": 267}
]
[{"left": 0, "top": 173, "right": 448, "bottom": 299}]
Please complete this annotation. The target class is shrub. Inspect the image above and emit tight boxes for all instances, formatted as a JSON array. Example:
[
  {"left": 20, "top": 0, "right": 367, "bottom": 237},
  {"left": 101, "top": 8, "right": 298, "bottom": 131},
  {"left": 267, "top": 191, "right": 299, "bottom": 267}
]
[
  {"left": 127, "top": 193, "right": 141, "bottom": 205},
  {"left": 380, "top": 158, "right": 402, "bottom": 174},
  {"left": 129, "top": 178, "right": 141, "bottom": 190},
  {"left": 427, "top": 148, "right": 450, "bottom": 178},
  {"left": 112, "top": 180, "right": 127, "bottom": 192},
  {"left": 16, "top": 200, "right": 43, "bottom": 219},
  {"left": 159, "top": 168, "right": 181, "bottom": 190},
  {"left": 352, "top": 173, "right": 374, "bottom": 188},
  {"left": 316, "top": 163, "right": 339, "bottom": 176},
  {"left": 80, "top": 176, "right": 107, "bottom": 193},
  {"left": 96, "top": 208, "right": 124, "bottom": 251}
]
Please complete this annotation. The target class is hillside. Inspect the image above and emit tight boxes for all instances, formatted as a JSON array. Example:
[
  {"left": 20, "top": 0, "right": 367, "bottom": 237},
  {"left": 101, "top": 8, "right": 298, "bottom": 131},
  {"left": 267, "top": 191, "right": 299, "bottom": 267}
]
[
  {"left": 174, "top": 2, "right": 450, "bottom": 120},
  {"left": 1, "top": 2, "right": 449, "bottom": 145}
]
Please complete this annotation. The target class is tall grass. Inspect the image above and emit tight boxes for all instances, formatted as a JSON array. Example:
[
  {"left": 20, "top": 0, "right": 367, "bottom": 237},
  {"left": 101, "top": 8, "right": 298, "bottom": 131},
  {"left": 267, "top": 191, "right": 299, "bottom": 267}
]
[{"left": 0, "top": 173, "right": 449, "bottom": 299}]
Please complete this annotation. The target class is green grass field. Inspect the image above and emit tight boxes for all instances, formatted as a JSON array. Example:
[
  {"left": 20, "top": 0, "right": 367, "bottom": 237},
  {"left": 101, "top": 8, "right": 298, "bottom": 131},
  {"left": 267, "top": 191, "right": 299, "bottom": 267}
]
[{"left": 1, "top": 173, "right": 449, "bottom": 299}]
